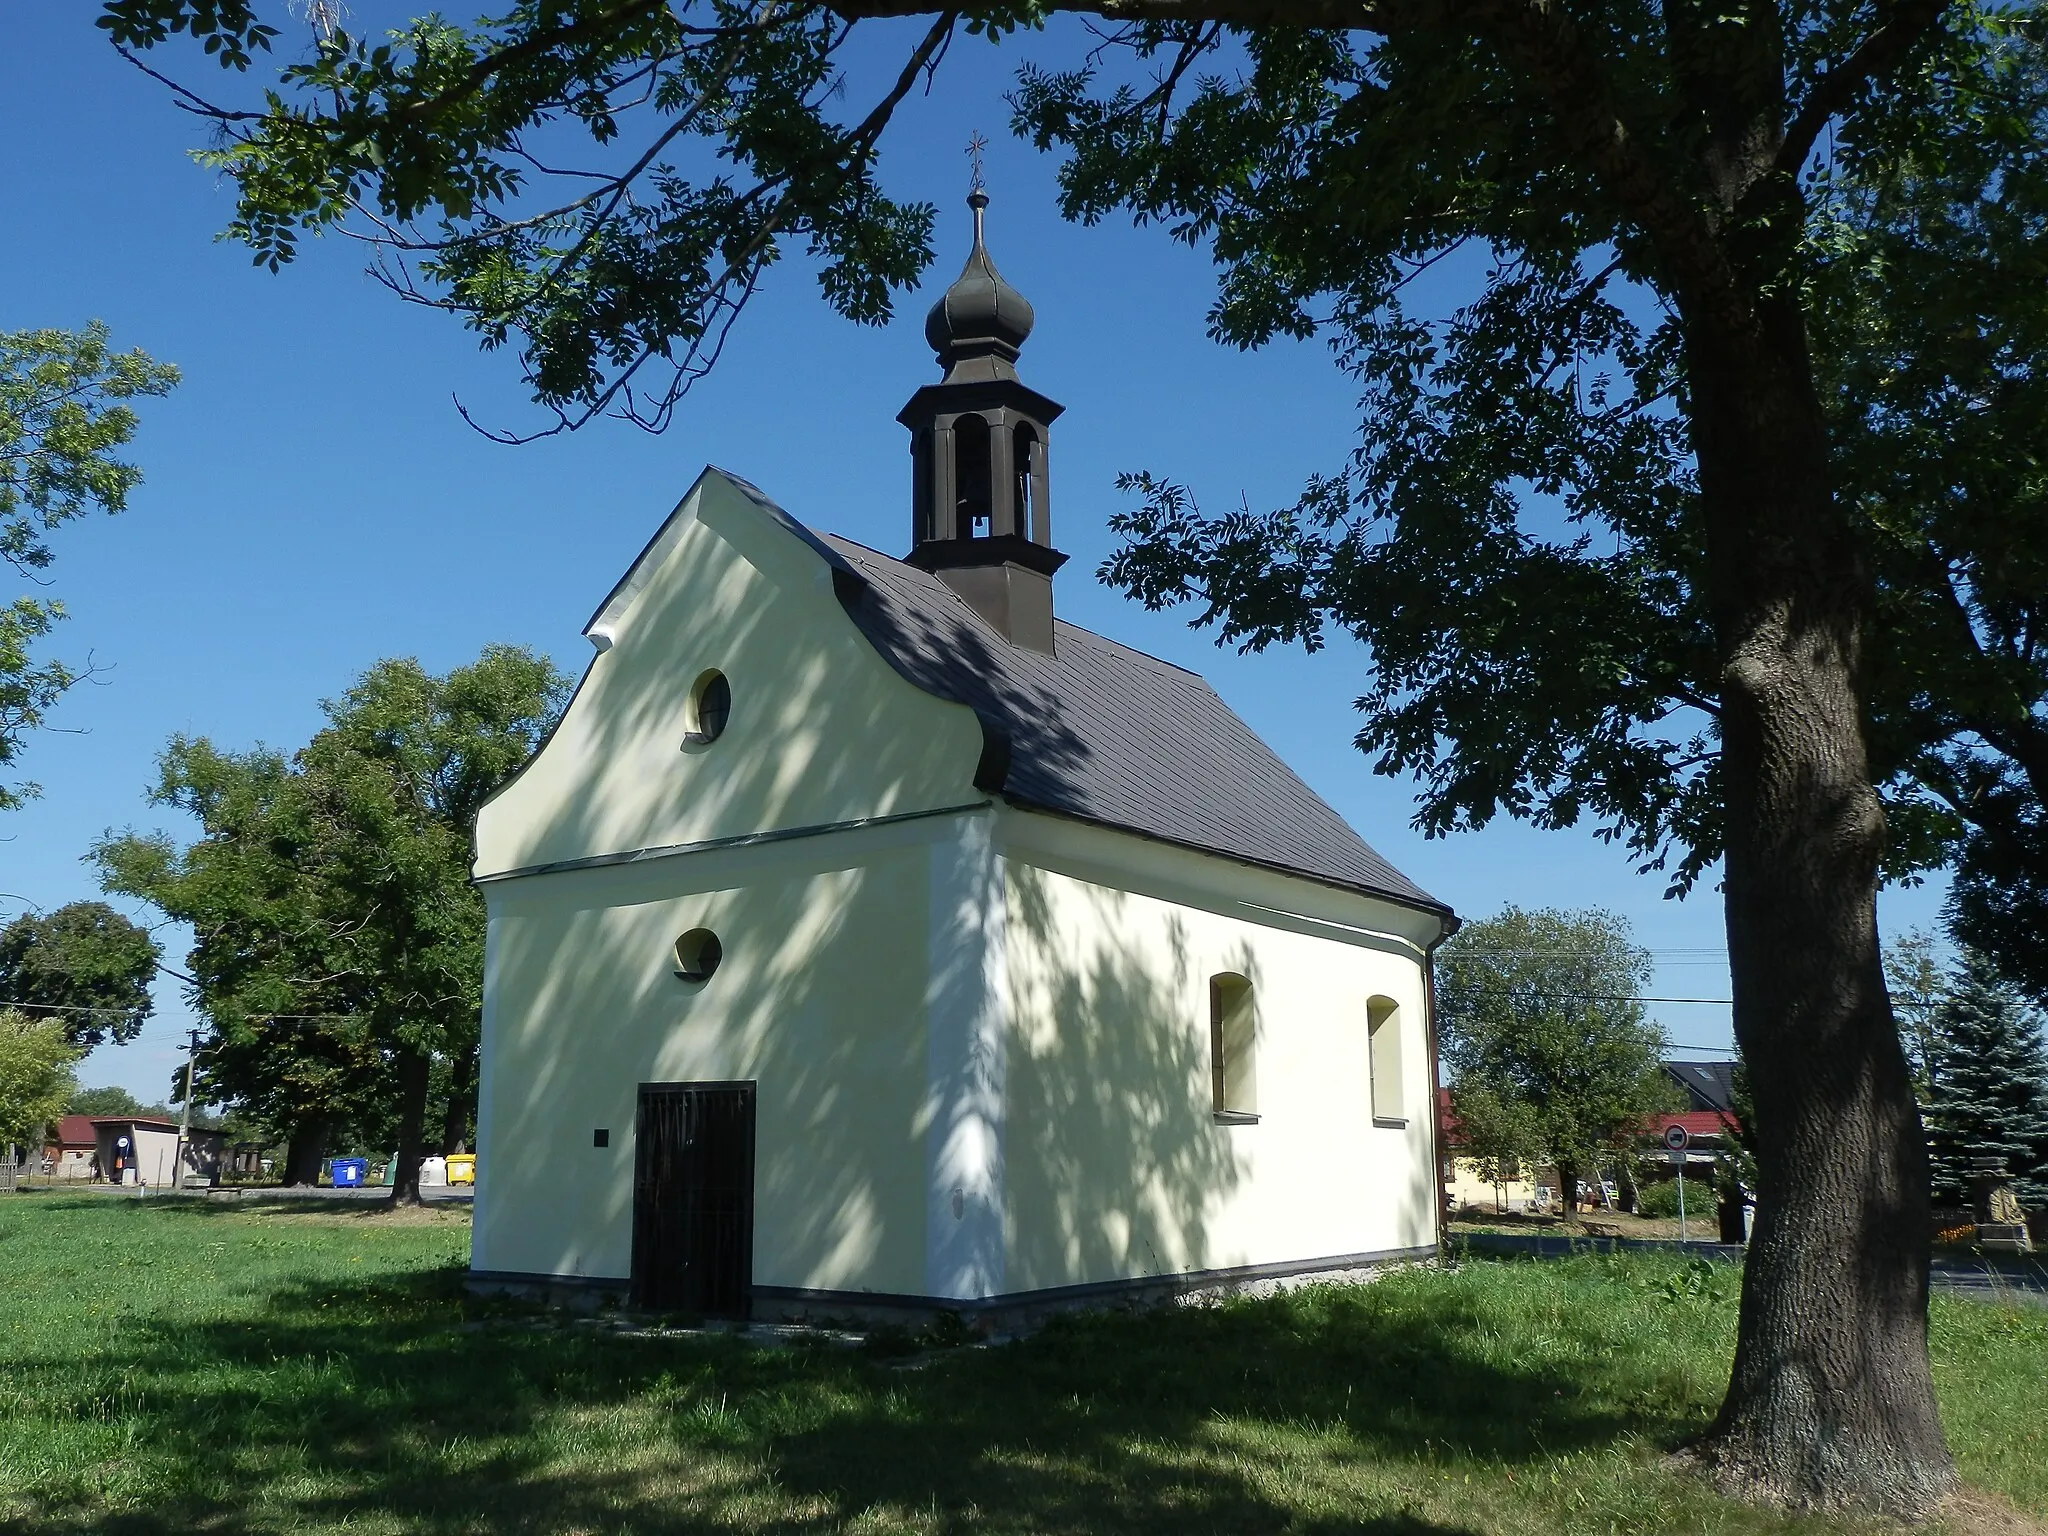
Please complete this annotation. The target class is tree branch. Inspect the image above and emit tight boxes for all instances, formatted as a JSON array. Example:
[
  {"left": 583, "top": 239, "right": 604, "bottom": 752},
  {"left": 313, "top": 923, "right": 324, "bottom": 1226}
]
[
  {"left": 382, "top": 0, "right": 676, "bottom": 125},
  {"left": 1468, "top": 0, "right": 1752, "bottom": 338},
  {"left": 828, "top": 0, "right": 1394, "bottom": 27},
  {"left": 1776, "top": 0, "right": 1952, "bottom": 177}
]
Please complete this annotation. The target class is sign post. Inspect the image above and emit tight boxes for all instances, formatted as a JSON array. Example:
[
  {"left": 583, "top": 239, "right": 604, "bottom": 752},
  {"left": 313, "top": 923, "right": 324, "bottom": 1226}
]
[{"left": 1663, "top": 1124, "right": 1692, "bottom": 1243}]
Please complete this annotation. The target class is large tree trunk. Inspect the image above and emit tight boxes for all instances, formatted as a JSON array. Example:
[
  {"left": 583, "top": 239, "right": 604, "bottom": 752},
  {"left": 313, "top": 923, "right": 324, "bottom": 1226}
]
[
  {"left": 282, "top": 1116, "right": 331, "bottom": 1187},
  {"left": 439, "top": 1042, "right": 476, "bottom": 1156},
  {"left": 1685, "top": 298, "right": 1954, "bottom": 1514},
  {"left": 388, "top": 1045, "right": 432, "bottom": 1207}
]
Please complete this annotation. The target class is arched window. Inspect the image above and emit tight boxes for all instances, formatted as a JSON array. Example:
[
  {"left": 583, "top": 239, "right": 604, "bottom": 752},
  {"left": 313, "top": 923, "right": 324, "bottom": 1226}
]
[
  {"left": 911, "top": 426, "right": 935, "bottom": 543},
  {"left": 952, "top": 413, "right": 992, "bottom": 537},
  {"left": 1012, "top": 423, "right": 1040, "bottom": 536},
  {"left": 1368, "top": 995, "right": 1406, "bottom": 1125},
  {"left": 1210, "top": 973, "right": 1258, "bottom": 1121}
]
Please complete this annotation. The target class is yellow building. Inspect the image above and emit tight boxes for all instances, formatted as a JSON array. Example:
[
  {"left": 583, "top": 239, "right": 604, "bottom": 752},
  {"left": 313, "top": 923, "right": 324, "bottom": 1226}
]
[{"left": 469, "top": 195, "right": 1456, "bottom": 1322}]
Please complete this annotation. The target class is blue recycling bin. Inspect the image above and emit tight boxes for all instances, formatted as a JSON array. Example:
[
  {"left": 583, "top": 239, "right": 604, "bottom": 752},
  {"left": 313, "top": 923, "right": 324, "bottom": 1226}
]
[{"left": 331, "top": 1157, "right": 368, "bottom": 1188}]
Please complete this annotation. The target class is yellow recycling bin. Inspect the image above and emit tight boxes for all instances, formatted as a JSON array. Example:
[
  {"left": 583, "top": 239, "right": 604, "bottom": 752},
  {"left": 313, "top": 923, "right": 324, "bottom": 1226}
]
[{"left": 446, "top": 1154, "right": 476, "bottom": 1186}]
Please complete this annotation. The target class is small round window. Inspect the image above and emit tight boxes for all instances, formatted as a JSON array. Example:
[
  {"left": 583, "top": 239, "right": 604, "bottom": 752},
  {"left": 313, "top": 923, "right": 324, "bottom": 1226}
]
[
  {"left": 673, "top": 928, "right": 722, "bottom": 983},
  {"left": 684, "top": 669, "right": 731, "bottom": 746}
]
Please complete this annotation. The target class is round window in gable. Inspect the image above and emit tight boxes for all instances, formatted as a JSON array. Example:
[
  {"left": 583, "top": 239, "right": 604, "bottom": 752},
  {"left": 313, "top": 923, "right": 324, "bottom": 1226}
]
[
  {"left": 683, "top": 669, "right": 731, "bottom": 747},
  {"left": 673, "top": 928, "right": 723, "bottom": 984}
]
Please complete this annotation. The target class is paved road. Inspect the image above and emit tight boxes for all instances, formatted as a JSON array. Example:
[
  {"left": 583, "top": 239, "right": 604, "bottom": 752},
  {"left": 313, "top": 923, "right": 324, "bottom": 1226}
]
[
  {"left": 1928, "top": 1256, "right": 2048, "bottom": 1308},
  {"left": 1453, "top": 1230, "right": 2048, "bottom": 1307}
]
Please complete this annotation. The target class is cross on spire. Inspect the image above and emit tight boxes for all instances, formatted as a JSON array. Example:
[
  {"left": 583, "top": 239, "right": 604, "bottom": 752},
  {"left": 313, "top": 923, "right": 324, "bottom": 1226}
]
[{"left": 966, "top": 131, "right": 988, "bottom": 194}]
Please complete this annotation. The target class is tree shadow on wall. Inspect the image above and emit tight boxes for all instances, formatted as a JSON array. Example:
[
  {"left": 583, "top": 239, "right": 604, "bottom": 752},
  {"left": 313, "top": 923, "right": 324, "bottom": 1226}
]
[{"left": 1003, "top": 862, "right": 1246, "bottom": 1291}]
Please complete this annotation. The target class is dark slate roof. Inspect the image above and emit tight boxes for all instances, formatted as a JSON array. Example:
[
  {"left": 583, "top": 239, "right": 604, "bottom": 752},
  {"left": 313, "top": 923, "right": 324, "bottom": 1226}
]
[
  {"left": 702, "top": 469, "right": 1443, "bottom": 913},
  {"left": 731, "top": 512, "right": 1449, "bottom": 916},
  {"left": 1663, "top": 1060, "right": 1739, "bottom": 1115}
]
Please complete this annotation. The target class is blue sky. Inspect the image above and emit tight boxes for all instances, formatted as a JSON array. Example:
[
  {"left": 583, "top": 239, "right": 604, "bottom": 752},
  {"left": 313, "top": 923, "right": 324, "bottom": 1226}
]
[{"left": 3, "top": 6, "right": 1944, "bottom": 1104}]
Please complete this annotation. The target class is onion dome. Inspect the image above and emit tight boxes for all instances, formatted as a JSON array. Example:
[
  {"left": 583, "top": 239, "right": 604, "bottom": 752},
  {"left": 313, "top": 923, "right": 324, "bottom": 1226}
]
[{"left": 925, "top": 190, "right": 1035, "bottom": 370}]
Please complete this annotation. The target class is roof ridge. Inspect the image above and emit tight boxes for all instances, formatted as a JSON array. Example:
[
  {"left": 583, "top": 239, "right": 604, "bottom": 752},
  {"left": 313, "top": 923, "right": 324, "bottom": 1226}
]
[{"left": 818, "top": 530, "right": 1205, "bottom": 680}]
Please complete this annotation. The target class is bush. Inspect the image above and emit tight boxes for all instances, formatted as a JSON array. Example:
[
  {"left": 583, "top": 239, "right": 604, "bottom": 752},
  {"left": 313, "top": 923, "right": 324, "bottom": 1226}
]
[{"left": 1636, "top": 1178, "right": 1695, "bottom": 1218}]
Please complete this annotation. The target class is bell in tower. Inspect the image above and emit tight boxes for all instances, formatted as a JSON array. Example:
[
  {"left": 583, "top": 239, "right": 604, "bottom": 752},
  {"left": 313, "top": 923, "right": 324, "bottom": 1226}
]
[{"left": 898, "top": 187, "right": 1066, "bottom": 653}]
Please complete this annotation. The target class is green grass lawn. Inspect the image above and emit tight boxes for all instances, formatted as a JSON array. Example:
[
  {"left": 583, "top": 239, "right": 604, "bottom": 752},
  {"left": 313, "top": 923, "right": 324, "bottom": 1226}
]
[{"left": 0, "top": 1196, "right": 2041, "bottom": 1535}]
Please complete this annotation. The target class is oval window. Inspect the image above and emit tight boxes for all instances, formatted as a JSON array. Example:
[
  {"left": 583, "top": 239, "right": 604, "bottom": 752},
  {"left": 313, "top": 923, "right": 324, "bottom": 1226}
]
[
  {"left": 684, "top": 669, "right": 731, "bottom": 746},
  {"left": 673, "top": 928, "right": 723, "bottom": 983}
]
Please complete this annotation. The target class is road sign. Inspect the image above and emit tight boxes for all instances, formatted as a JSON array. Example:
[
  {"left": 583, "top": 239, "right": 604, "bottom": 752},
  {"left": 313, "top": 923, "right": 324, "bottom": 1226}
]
[{"left": 1662, "top": 1123, "right": 1691, "bottom": 1152}]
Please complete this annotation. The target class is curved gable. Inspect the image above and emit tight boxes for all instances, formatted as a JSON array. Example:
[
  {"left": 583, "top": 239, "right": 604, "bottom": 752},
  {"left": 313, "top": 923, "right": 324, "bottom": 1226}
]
[{"left": 474, "top": 469, "right": 987, "bottom": 879}]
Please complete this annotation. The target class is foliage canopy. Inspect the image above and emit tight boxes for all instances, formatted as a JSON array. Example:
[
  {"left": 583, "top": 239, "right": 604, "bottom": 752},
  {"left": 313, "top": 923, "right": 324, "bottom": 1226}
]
[
  {"left": 0, "top": 1009, "right": 78, "bottom": 1150},
  {"left": 1, "top": 324, "right": 178, "bottom": 807},
  {"left": 0, "top": 901, "right": 161, "bottom": 1050},
  {"left": 1917, "top": 948, "right": 2048, "bottom": 1207},
  {"left": 95, "top": 646, "right": 569, "bottom": 1188},
  {"left": 1439, "top": 906, "right": 1677, "bottom": 1209}
]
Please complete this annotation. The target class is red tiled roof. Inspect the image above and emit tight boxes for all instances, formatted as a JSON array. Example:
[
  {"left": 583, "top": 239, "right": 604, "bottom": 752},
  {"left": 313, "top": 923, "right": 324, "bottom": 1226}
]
[
  {"left": 51, "top": 1115, "right": 97, "bottom": 1147},
  {"left": 1437, "top": 1088, "right": 1738, "bottom": 1145}
]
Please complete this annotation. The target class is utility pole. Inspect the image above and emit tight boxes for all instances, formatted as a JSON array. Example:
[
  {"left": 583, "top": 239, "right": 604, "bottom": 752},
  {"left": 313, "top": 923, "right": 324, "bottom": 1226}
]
[{"left": 170, "top": 1027, "right": 202, "bottom": 1191}]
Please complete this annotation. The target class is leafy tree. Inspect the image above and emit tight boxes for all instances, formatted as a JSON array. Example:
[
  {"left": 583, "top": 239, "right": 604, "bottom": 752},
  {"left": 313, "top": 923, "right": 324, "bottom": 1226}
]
[
  {"left": 298, "top": 648, "right": 569, "bottom": 1199},
  {"left": 1439, "top": 908, "right": 1677, "bottom": 1217},
  {"left": 95, "top": 738, "right": 387, "bottom": 1183},
  {"left": 1919, "top": 949, "right": 2048, "bottom": 1209},
  {"left": 2, "top": 324, "right": 178, "bottom": 808},
  {"left": 0, "top": 1009, "right": 78, "bottom": 1156},
  {"left": 96, "top": 646, "right": 568, "bottom": 1199},
  {"left": 1819, "top": 29, "right": 2048, "bottom": 1017},
  {"left": 0, "top": 901, "right": 160, "bottom": 1048},
  {"left": 67, "top": 1083, "right": 173, "bottom": 1119},
  {"left": 1948, "top": 821, "right": 2048, "bottom": 1012},
  {"left": 1443, "top": 1079, "right": 1543, "bottom": 1203},
  {"left": 97, "top": 0, "right": 2042, "bottom": 1505},
  {"left": 1884, "top": 929, "right": 1948, "bottom": 1100}
]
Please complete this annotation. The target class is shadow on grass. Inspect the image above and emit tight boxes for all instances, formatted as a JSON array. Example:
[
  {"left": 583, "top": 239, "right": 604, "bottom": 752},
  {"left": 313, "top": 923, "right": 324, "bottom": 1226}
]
[{"left": 0, "top": 1252, "right": 1688, "bottom": 1536}]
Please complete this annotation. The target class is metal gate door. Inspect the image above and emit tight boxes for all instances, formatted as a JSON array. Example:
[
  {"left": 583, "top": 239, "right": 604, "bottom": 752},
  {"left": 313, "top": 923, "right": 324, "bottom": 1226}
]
[{"left": 631, "top": 1081, "right": 756, "bottom": 1316}]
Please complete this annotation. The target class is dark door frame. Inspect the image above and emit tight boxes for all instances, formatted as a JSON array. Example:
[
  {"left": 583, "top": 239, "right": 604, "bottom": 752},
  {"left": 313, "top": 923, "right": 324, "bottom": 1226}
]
[{"left": 630, "top": 1080, "right": 757, "bottom": 1317}]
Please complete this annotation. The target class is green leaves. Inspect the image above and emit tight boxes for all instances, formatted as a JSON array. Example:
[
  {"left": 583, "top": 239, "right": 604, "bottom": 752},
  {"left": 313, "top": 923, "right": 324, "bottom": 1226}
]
[
  {"left": 1808, "top": 8, "right": 2048, "bottom": 996},
  {"left": 1101, "top": 247, "right": 1720, "bottom": 889},
  {"left": 1, "top": 324, "right": 178, "bottom": 808},
  {"left": 1438, "top": 907, "right": 1678, "bottom": 1177},
  {"left": 92, "top": 646, "right": 569, "bottom": 1147},
  {"left": 1, "top": 324, "right": 179, "bottom": 577},
  {"left": 97, "top": 0, "right": 278, "bottom": 69},
  {"left": 0, "top": 1009, "right": 77, "bottom": 1150},
  {"left": 116, "top": 0, "right": 947, "bottom": 434},
  {"left": 1915, "top": 947, "right": 2048, "bottom": 1207},
  {"left": 0, "top": 902, "right": 161, "bottom": 1051}
]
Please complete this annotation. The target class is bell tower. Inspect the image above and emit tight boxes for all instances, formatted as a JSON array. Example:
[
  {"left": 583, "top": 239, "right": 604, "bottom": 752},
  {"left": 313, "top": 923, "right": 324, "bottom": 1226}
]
[{"left": 898, "top": 188, "right": 1066, "bottom": 653}]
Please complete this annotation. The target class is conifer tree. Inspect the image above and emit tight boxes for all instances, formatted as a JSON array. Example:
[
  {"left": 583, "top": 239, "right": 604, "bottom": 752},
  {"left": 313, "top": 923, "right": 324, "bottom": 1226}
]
[{"left": 1922, "top": 950, "right": 2048, "bottom": 1209}]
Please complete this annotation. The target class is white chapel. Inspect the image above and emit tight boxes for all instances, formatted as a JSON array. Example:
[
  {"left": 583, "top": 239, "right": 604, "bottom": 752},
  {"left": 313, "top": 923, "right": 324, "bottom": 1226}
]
[{"left": 468, "top": 192, "right": 1457, "bottom": 1320}]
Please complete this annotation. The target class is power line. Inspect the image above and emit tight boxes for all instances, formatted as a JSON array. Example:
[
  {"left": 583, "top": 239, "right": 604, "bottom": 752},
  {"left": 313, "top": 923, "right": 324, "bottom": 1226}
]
[
  {"left": 0, "top": 998, "right": 362, "bottom": 1022},
  {"left": 0, "top": 998, "right": 142, "bottom": 1016}
]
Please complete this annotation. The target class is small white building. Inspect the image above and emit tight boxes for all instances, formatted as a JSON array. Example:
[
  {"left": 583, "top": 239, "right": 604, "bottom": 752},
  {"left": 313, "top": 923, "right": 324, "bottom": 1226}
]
[
  {"left": 92, "top": 1117, "right": 222, "bottom": 1187},
  {"left": 470, "top": 195, "right": 1455, "bottom": 1320}
]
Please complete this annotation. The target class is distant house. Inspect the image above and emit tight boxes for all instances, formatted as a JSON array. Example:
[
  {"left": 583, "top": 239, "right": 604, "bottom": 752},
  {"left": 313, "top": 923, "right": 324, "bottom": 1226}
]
[
  {"left": 1652, "top": 1059, "right": 1742, "bottom": 1164},
  {"left": 1436, "top": 1088, "right": 1540, "bottom": 1213},
  {"left": 90, "top": 1117, "right": 222, "bottom": 1187},
  {"left": 43, "top": 1116, "right": 100, "bottom": 1178},
  {"left": 1438, "top": 1062, "right": 1745, "bottom": 1213}
]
